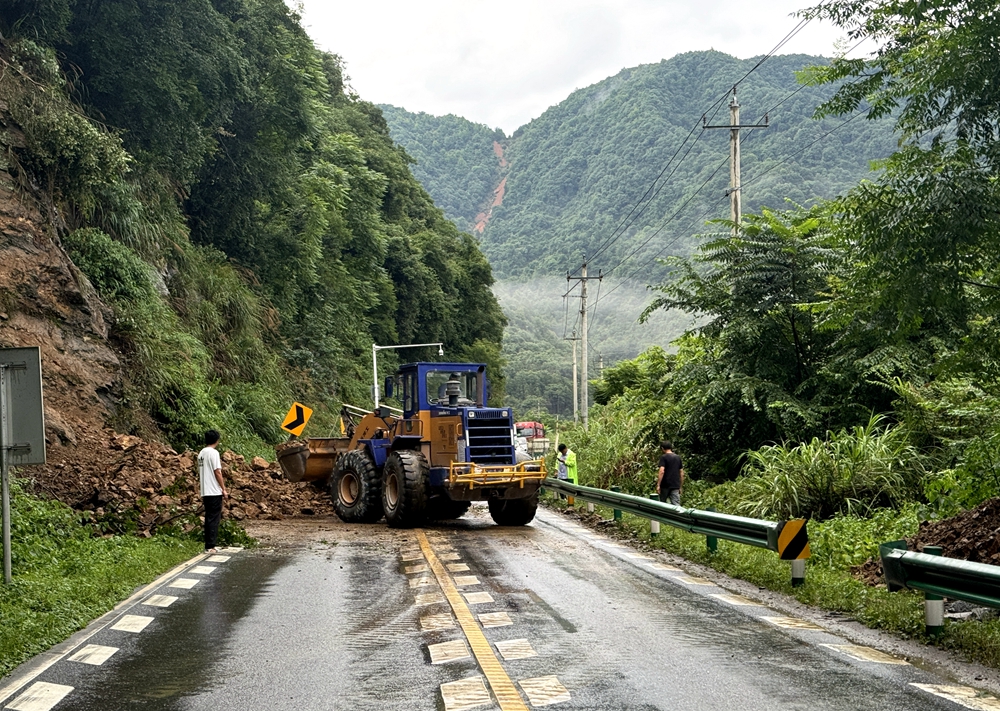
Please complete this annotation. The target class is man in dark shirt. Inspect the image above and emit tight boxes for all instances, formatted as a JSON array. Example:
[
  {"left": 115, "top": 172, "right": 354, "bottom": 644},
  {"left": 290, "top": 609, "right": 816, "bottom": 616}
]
[{"left": 657, "top": 441, "right": 684, "bottom": 505}]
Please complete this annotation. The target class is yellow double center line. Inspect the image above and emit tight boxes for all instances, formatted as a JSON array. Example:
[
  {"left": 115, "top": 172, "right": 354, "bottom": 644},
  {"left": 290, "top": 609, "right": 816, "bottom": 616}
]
[{"left": 416, "top": 530, "right": 528, "bottom": 711}]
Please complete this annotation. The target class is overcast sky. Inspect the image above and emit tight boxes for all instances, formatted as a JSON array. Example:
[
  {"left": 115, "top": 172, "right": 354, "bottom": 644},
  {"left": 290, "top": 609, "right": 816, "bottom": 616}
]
[{"left": 294, "top": 1, "right": 854, "bottom": 134}]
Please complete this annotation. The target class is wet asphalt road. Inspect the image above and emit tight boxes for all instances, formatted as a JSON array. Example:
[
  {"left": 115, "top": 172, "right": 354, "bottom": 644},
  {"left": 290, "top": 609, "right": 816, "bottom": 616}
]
[{"left": 0, "top": 506, "right": 989, "bottom": 711}]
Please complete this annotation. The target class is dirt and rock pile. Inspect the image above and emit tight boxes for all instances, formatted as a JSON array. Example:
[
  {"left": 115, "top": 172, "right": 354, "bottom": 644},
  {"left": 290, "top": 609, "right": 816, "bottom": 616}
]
[
  {"left": 854, "top": 498, "right": 1000, "bottom": 586},
  {"left": 25, "top": 430, "right": 334, "bottom": 536}
]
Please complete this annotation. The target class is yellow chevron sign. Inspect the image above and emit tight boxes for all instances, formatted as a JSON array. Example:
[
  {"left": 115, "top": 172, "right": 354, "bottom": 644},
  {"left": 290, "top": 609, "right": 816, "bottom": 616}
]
[
  {"left": 778, "top": 519, "right": 810, "bottom": 560},
  {"left": 281, "top": 402, "right": 313, "bottom": 437}
]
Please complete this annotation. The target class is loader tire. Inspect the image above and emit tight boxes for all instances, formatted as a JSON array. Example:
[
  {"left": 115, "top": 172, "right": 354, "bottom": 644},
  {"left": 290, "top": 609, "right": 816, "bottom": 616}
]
[
  {"left": 382, "top": 450, "right": 430, "bottom": 528},
  {"left": 331, "top": 450, "right": 383, "bottom": 523},
  {"left": 429, "top": 499, "right": 471, "bottom": 520},
  {"left": 488, "top": 494, "right": 538, "bottom": 526}
]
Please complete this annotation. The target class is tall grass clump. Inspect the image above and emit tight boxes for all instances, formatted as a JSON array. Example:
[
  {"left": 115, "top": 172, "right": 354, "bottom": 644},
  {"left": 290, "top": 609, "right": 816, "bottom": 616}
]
[{"left": 732, "top": 415, "right": 925, "bottom": 520}]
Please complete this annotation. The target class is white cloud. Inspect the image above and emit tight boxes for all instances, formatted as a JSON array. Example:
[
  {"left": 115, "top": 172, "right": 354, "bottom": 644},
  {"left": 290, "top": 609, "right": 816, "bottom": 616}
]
[{"left": 294, "top": 0, "right": 855, "bottom": 133}]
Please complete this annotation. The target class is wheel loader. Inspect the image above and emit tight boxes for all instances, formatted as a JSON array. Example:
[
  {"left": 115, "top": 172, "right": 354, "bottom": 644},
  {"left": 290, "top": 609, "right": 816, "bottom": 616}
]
[{"left": 276, "top": 362, "right": 545, "bottom": 527}]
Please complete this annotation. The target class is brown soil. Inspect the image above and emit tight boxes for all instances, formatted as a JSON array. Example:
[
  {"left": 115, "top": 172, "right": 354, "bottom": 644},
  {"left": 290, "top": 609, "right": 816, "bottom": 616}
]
[{"left": 854, "top": 498, "right": 1000, "bottom": 586}]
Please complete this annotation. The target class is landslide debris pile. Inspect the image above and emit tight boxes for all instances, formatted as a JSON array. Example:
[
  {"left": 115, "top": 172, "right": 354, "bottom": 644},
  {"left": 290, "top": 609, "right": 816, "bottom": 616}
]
[
  {"left": 29, "top": 431, "right": 333, "bottom": 536},
  {"left": 855, "top": 498, "right": 1000, "bottom": 586}
]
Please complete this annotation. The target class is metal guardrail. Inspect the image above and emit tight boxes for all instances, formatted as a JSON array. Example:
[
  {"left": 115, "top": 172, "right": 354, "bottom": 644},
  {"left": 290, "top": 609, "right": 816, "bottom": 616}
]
[
  {"left": 543, "top": 480, "right": 809, "bottom": 589},
  {"left": 881, "top": 540, "right": 1000, "bottom": 634},
  {"left": 545, "top": 478, "right": 783, "bottom": 550}
]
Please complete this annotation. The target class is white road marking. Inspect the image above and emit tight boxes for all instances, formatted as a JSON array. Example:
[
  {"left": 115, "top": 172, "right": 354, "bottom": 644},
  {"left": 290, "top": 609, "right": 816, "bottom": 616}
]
[
  {"left": 141, "top": 594, "right": 178, "bottom": 608},
  {"left": 189, "top": 565, "right": 218, "bottom": 575},
  {"left": 709, "top": 593, "right": 764, "bottom": 607},
  {"left": 447, "top": 563, "right": 471, "bottom": 572},
  {"left": 463, "top": 592, "right": 494, "bottom": 605},
  {"left": 206, "top": 555, "right": 231, "bottom": 563},
  {"left": 479, "top": 612, "right": 513, "bottom": 628},
  {"left": 415, "top": 592, "right": 447, "bottom": 606},
  {"left": 439, "top": 553, "right": 461, "bottom": 561},
  {"left": 429, "top": 639, "right": 472, "bottom": 664},
  {"left": 762, "top": 616, "right": 826, "bottom": 631},
  {"left": 405, "top": 564, "right": 429, "bottom": 574},
  {"left": 519, "top": 676, "right": 572, "bottom": 707},
  {"left": 168, "top": 578, "right": 199, "bottom": 589},
  {"left": 624, "top": 553, "right": 653, "bottom": 560},
  {"left": 401, "top": 553, "right": 424, "bottom": 562},
  {"left": 453, "top": 576, "right": 481, "bottom": 587},
  {"left": 821, "top": 644, "right": 909, "bottom": 665},
  {"left": 68, "top": 645, "right": 118, "bottom": 666},
  {"left": 647, "top": 563, "right": 682, "bottom": 571},
  {"left": 409, "top": 576, "right": 435, "bottom": 588},
  {"left": 420, "top": 613, "right": 456, "bottom": 631},
  {"left": 911, "top": 684, "right": 1000, "bottom": 710},
  {"left": 494, "top": 639, "right": 537, "bottom": 661},
  {"left": 440, "top": 676, "right": 492, "bottom": 711},
  {"left": 218, "top": 546, "right": 243, "bottom": 552},
  {"left": 675, "top": 576, "right": 716, "bottom": 586},
  {"left": 110, "top": 615, "right": 154, "bottom": 633},
  {"left": 5, "top": 682, "right": 74, "bottom": 711}
]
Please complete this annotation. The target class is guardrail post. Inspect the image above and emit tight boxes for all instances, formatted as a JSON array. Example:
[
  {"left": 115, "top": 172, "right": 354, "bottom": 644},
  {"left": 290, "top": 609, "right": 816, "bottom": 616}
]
[
  {"left": 791, "top": 559, "right": 806, "bottom": 587},
  {"left": 649, "top": 495, "right": 660, "bottom": 538},
  {"left": 610, "top": 486, "right": 622, "bottom": 521},
  {"left": 587, "top": 502, "right": 594, "bottom": 513},
  {"left": 924, "top": 545, "right": 944, "bottom": 637},
  {"left": 706, "top": 507, "right": 718, "bottom": 553}
]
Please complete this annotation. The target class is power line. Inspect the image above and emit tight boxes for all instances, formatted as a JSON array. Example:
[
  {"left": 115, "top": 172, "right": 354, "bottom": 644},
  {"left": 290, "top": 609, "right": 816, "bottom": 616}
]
[{"left": 577, "top": 16, "right": 816, "bottom": 275}]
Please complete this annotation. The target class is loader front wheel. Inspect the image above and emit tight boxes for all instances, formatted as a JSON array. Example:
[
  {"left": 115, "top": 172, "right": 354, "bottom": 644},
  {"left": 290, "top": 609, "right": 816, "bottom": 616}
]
[
  {"left": 383, "top": 450, "right": 430, "bottom": 528},
  {"left": 331, "top": 450, "right": 383, "bottom": 523},
  {"left": 488, "top": 494, "right": 538, "bottom": 526}
]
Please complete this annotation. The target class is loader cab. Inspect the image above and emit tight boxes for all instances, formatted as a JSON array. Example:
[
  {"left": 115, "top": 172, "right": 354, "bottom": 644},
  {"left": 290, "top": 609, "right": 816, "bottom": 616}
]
[{"left": 397, "top": 362, "right": 488, "bottom": 417}]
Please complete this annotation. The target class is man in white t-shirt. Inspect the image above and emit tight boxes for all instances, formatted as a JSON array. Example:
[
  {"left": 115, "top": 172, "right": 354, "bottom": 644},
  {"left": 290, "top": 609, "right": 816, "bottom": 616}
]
[{"left": 197, "top": 429, "right": 227, "bottom": 552}]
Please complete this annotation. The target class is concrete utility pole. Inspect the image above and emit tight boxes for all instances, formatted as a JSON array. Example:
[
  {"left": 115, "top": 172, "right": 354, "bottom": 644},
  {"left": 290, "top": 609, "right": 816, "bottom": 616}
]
[
  {"left": 564, "top": 330, "right": 580, "bottom": 424},
  {"left": 599, "top": 353, "right": 604, "bottom": 379},
  {"left": 704, "top": 86, "right": 769, "bottom": 237},
  {"left": 567, "top": 262, "right": 602, "bottom": 431}
]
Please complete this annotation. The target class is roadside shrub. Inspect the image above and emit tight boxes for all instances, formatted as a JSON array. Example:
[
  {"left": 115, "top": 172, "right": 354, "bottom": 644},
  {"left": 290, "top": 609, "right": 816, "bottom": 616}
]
[
  {"left": 731, "top": 415, "right": 925, "bottom": 520},
  {"left": 810, "top": 506, "right": 920, "bottom": 570}
]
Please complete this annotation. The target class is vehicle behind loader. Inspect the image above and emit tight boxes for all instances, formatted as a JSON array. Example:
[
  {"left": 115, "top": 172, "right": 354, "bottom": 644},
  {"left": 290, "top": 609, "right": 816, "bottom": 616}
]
[{"left": 276, "top": 362, "right": 545, "bottom": 528}]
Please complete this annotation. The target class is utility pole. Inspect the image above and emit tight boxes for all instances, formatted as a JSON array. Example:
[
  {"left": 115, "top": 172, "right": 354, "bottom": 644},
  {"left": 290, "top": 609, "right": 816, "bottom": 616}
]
[
  {"left": 567, "top": 262, "right": 602, "bottom": 431},
  {"left": 704, "top": 86, "right": 769, "bottom": 236},
  {"left": 564, "top": 330, "right": 580, "bottom": 425},
  {"left": 599, "top": 353, "right": 604, "bottom": 379}
]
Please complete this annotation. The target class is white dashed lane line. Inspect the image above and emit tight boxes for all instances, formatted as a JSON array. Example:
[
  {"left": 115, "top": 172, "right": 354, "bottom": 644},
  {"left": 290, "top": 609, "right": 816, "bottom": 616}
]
[
  {"left": 440, "top": 676, "right": 492, "bottom": 711},
  {"left": 479, "top": 612, "right": 513, "bottom": 628},
  {"left": 189, "top": 565, "right": 218, "bottom": 575},
  {"left": 821, "top": 644, "right": 910, "bottom": 665},
  {"left": 142, "top": 594, "right": 178, "bottom": 608},
  {"left": 429, "top": 640, "right": 472, "bottom": 665},
  {"left": 453, "top": 576, "right": 481, "bottom": 587},
  {"left": 420, "top": 613, "right": 456, "bottom": 632},
  {"left": 761, "top": 616, "right": 827, "bottom": 631},
  {"left": 912, "top": 684, "right": 1000, "bottom": 710},
  {"left": 4, "top": 682, "right": 74, "bottom": 711},
  {"left": 709, "top": 593, "right": 763, "bottom": 607},
  {"left": 109, "top": 615, "right": 154, "bottom": 633},
  {"left": 463, "top": 592, "right": 494, "bottom": 605},
  {"left": 518, "top": 676, "right": 572, "bottom": 708},
  {"left": 67, "top": 645, "right": 118, "bottom": 666},
  {"left": 494, "top": 639, "right": 537, "bottom": 661},
  {"left": 167, "top": 577, "right": 199, "bottom": 590}
]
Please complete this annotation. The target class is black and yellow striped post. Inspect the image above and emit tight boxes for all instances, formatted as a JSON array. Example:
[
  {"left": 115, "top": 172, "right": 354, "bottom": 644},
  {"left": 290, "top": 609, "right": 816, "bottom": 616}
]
[{"left": 778, "top": 519, "right": 810, "bottom": 587}]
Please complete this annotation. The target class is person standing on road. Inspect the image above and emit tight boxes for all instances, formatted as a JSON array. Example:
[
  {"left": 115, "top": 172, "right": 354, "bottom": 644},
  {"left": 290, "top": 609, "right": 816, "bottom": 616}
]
[
  {"left": 198, "top": 430, "right": 228, "bottom": 553},
  {"left": 557, "top": 443, "right": 578, "bottom": 485},
  {"left": 657, "top": 441, "right": 684, "bottom": 506}
]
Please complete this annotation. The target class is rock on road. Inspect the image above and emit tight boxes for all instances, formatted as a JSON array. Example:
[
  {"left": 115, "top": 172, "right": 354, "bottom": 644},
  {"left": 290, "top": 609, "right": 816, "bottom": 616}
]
[{"left": 0, "top": 505, "right": 993, "bottom": 711}]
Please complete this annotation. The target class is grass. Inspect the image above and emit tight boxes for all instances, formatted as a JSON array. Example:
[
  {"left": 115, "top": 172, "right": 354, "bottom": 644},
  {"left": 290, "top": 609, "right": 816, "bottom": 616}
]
[
  {"left": 544, "top": 494, "right": 1000, "bottom": 670},
  {"left": 0, "top": 481, "right": 203, "bottom": 677}
]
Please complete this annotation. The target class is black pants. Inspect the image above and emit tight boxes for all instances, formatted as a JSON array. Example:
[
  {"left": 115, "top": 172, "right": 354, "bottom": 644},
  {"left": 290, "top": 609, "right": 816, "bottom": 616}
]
[{"left": 203, "top": 495, "right": 223, "bottom": 550}]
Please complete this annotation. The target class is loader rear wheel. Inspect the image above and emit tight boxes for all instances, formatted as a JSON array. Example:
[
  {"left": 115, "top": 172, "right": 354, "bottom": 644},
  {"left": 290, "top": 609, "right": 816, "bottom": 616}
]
[
  {"left": 382, "top": 450, "right": 430, "bottom": 528},
  {"left": 488, "top": 494, "right": 538, "bottom": 526},
  {"left": 429, "top": 499, "right": 471, "bottom": 520},
  {"left": 331, "top": 450, "right": 382, "bottom": 523}
]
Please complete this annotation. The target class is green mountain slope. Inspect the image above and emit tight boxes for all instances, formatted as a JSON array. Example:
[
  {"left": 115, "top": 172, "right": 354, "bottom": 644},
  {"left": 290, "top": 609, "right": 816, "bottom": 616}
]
[
  {"left": 384, "top": 50, "right": 897, "bottom": 280},
  {"left": 378, "top": 106, "right": 503, "bottom": 233}
]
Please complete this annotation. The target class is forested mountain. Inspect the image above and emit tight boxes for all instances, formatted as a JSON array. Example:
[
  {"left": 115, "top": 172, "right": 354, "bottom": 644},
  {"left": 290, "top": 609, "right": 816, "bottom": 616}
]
[
  {"left": 0, "top": 0, "right": 504, "bottom": 456},
  {"left": 377, "top": 106, "right": 503, "bottom": 233},
  {"left": 383, "top": 51, "right": 897, "bottom": 280}
]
